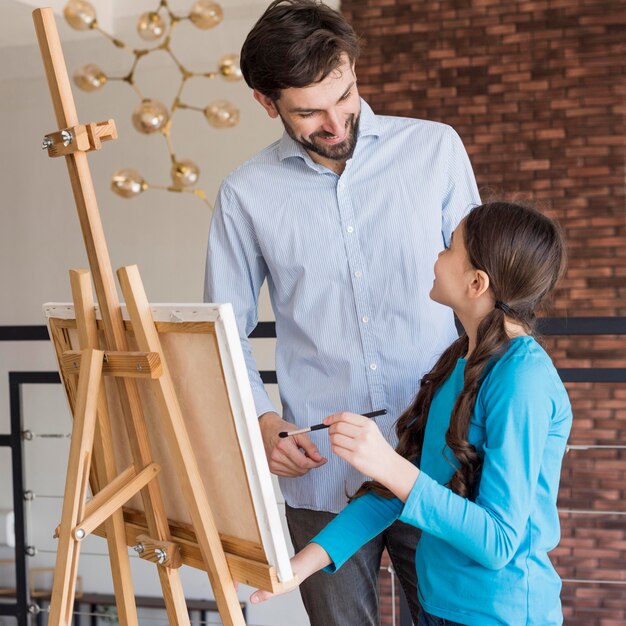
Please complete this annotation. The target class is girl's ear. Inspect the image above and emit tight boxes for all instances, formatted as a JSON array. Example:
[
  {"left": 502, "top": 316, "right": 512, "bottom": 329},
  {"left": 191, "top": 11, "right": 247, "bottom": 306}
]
[
  {"left": 253, "top": 90, "right": 280, "bottom": 118},
  {"left": 468, "top": 269, "right": 491, "bottom": 299}
]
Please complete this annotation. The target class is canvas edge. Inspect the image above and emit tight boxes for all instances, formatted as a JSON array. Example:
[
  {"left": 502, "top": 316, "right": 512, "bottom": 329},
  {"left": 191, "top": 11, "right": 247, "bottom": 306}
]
[{"left": 213, "top": 303, "right": 295, "bottom": 585}]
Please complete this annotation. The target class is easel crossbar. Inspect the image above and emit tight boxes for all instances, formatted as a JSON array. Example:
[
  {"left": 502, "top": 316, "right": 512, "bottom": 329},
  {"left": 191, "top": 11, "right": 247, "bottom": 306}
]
[
  {"left": 74, "top": 463, "right": 161, "bottom": 540},
  {"left": 92, "top": 510, "right": 293, "bottom": 592},
  {"left": 61, "top": 349, "right": 163, "bottom": 378}
]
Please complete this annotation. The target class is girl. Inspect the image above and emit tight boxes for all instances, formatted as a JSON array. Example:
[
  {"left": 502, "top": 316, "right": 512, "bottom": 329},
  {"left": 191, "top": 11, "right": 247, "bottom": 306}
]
[{"left": 251, "top": 202, "right": 572, "bottom": 626}]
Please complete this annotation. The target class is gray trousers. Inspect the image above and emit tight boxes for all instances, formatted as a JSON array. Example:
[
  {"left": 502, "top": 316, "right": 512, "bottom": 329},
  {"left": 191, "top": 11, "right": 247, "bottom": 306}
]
[{"left": 286, "top": 504, "right": 422, "bottom": 626}]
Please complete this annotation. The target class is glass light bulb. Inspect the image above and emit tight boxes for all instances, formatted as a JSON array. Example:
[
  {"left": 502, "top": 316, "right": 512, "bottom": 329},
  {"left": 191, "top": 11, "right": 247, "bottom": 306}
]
[
  {"left": 63, "top": 0, "right": 97, "bottom": 30},
  {"left": 111, "top": 169, "right": 147, "bottom": 199},
  {"left": 171, "top": 160, "right": 200, "bottom": 187},
  {"left": 189, "top": 1, "right": 223, "bottom": 29},
  {"left": 218, "top": 53, "right": 243, "bottom": 82},
  {"left": 131, "top": 99, "right": 170, "bottom": 134},
  {"left": 73, "top": 64, "right": 107, "bottom": 92},
  {"left": 137, "top": 11, "right": 166, "bottom": 41},
  {"left": 204, "top": 100, "right": 240, "bottom": 128}
]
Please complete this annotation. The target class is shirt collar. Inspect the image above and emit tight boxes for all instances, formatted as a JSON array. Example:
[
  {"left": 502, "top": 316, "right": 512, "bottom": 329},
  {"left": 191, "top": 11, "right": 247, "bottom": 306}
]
[
  {"left": 357, "top": 99, "right": 381, "bottom": 138},
  {"left": 277, "top": 97, "right": 380, "bottom": 163}
]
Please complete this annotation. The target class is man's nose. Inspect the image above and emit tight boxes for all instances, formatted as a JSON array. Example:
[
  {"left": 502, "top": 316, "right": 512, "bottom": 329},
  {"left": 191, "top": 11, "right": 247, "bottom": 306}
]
[{"left": 322, "top": 110, "right": 345, "bottom": 137}]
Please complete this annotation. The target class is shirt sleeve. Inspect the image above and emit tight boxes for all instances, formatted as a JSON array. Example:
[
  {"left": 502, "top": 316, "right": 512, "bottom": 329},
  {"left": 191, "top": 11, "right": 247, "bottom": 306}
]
[
  {"left": 441, "top": 126, "right": 481, "bottom": 248},
  {"left": 400, "top": 358, "right": 554, "bottom": 570},
  {"left": 204, "top": 182, "right": 277, "bottom": 418},
  {"left": 311, "top": 491, "right": 404, "bottom": 573}
]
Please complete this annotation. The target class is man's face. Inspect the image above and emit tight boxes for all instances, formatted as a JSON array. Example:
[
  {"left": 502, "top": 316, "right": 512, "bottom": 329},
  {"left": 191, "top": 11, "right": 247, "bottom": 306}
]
[
  {"left": 256, "top": 55, "right": 361, "bottom": 165},
  {"left": 280, "top": 102, "right": 360, "bottom": 163}
]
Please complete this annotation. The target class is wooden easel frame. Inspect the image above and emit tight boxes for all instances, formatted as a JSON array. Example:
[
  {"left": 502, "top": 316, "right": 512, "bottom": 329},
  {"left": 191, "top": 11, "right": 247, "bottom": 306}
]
[
  {"left": 32, "top": 7, "right": 294, "bottom": 626},
  {"left": 44, "top": 302, "right": 295, "bottom": 590}
]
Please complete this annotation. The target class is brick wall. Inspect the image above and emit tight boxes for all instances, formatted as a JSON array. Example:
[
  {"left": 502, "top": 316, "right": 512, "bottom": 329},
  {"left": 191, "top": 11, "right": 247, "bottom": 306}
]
[{"left": 340, "top": 0, "right": 626, "bottom": 623}]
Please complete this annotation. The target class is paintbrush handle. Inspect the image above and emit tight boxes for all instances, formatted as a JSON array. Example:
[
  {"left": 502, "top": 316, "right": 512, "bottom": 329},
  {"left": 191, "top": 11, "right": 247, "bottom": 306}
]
[{"left": 278, "top": 409, "right": 387, "bottom": 438}]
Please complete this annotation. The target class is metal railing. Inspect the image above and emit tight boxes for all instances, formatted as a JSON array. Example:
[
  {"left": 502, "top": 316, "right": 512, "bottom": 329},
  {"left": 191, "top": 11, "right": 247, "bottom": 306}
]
[{"left": 2, "top": 317, "right": 625, "bottom": 625}]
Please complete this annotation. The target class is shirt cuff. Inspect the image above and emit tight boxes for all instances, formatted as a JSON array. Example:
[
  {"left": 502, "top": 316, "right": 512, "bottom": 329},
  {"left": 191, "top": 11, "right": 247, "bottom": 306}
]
[
  {"left": 399, "top": 470, "right": 432, "bottom": 528},
  {"left": 252, "top": 387, "right": 278, "bottom": 419}
]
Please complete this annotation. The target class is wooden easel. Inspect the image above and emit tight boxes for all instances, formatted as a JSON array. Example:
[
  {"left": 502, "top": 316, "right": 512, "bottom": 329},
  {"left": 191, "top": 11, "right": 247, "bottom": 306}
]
[{"left": 33, "top": 7, "right": 248, "bottom": 626}]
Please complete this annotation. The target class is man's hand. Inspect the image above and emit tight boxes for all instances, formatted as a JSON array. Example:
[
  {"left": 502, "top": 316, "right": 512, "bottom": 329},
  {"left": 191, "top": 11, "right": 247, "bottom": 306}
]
[{"left": 258, "top": 412, "right": 327, "bottom": 477}]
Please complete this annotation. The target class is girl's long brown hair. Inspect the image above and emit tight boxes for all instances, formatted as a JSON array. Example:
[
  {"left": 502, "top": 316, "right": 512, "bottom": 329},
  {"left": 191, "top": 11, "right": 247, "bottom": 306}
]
[{"left": 353, "top": 202, "right": 567, "bottom": 501}]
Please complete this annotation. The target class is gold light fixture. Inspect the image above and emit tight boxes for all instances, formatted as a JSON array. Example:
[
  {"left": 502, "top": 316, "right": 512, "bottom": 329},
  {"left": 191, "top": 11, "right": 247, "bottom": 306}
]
[{"left": 64, "top": 0, "right": 243, "bottom": 208}]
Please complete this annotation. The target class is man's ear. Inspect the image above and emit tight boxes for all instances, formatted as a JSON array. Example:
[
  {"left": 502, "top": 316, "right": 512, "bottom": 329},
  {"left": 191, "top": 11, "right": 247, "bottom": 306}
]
[
  {"left": 253, "top": 90, "right": 279, "bottom": 118},
  {"left": 469, "top": 269, "right": 491, "bottom": 299}
]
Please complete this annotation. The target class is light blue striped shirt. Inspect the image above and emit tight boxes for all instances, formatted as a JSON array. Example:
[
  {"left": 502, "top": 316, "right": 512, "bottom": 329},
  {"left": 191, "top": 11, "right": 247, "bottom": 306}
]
[{"left": 204, "top": 99, "right": 480, "bottom": 512}]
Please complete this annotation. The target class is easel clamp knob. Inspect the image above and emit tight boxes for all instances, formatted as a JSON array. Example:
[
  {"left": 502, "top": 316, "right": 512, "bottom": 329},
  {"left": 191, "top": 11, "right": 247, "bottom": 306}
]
[
  {"left": 133, "top": 534, "right": 183, "bottom": 569},
  {"left": 42, "top": 119, "right": 117, "bottom": 157}
]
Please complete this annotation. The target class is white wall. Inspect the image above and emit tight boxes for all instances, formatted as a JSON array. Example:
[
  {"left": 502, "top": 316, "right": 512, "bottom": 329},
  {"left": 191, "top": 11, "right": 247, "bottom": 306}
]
[
  {"left": 0, "top": 2, "right": 309, "bottom": 624},
  {"left": 1, "top": 0, "right": 284, "bottom": 319}
]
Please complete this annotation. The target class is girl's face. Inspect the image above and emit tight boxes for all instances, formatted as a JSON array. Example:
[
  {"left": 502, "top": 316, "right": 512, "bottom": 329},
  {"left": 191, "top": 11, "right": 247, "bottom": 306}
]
[{"left": 430, "top": 220, "right": 473, "bottom": 310}]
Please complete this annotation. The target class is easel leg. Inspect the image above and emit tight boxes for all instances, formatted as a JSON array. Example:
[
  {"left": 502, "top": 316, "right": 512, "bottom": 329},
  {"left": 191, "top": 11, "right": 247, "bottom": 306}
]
[
  {"left": 119, "top": 265, "right": 246, "bottom": 626},
  {"left": 49, "top": 349, "right": 103, "bottom": 626},
  {"left": 70, "top": 272, "right": 190, "bottom": 626},
  {"left": 112, "top": 376, "right": 192, "bottom": 625},
  {"left": 70, "top": 269, "right": 139, "bottom": 626},
  {"left": 33, "top": 8, "right": 190, "bottom": 625}
]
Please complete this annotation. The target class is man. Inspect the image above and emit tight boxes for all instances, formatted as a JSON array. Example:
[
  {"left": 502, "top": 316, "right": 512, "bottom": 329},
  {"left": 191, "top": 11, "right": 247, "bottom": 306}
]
[{"left": 204, "top": 1, "right": 480, "bottom": 624}]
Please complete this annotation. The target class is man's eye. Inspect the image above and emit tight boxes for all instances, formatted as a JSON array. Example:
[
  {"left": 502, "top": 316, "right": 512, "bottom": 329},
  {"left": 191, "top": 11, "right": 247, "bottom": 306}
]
[
  {"left": 340, "top": 91, "right": 351, "bottom": 101},
  {"left": 299, "top": 112, "right": 315, "bottom": 119}
]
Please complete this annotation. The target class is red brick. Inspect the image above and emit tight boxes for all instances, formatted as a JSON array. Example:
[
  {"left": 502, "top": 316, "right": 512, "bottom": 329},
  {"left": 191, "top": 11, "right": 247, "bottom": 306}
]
[{"left": 343, "top": 0, "right": 626, "bottom": 621}]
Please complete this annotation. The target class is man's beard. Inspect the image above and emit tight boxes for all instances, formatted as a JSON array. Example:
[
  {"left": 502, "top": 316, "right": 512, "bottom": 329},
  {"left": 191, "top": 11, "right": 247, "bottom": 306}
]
[{"left": 281, "top": 112, "right": 360, "bottom": 162}]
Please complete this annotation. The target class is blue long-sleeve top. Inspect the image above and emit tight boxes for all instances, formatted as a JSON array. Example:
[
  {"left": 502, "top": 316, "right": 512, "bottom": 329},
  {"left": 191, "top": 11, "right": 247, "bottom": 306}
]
[{"left": 312, "top": 336, "right": 572, "bottom": 626}]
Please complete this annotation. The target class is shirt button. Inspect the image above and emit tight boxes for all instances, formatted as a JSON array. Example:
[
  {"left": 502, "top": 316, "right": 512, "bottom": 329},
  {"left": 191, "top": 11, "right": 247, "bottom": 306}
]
[
  {"left": 362, "top": 316, "right": 369, "bottom": 323},
  {"left": 369, "top": 363, "right": 377, "bottom": 370},
  {"left": 354, "top": 270, "right": 362, "bottom": 278},
  {"left": 338, "top": 181, "right": 344, "bottom": 189},
  {"left": 347, "top": 226, "right": 354, "bottom": 233}
]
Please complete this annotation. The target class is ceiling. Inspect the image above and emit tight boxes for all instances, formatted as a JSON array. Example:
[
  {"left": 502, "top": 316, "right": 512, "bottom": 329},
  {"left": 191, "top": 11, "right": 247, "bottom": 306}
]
[
  {"left": 0, "top": 0, "right": 340, "bottom": 82},
  {"left": 0, "top": 0, "right": 302, "bottom": 49},
  {"left": 0, "top": 0, "right": 297, "bottom": 81}
]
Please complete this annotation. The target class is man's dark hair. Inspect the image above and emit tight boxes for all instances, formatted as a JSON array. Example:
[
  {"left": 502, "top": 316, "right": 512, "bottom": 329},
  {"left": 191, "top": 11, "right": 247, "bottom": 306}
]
[{"left": 240, "top": 0, "right": 359, "bottom": 100}]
